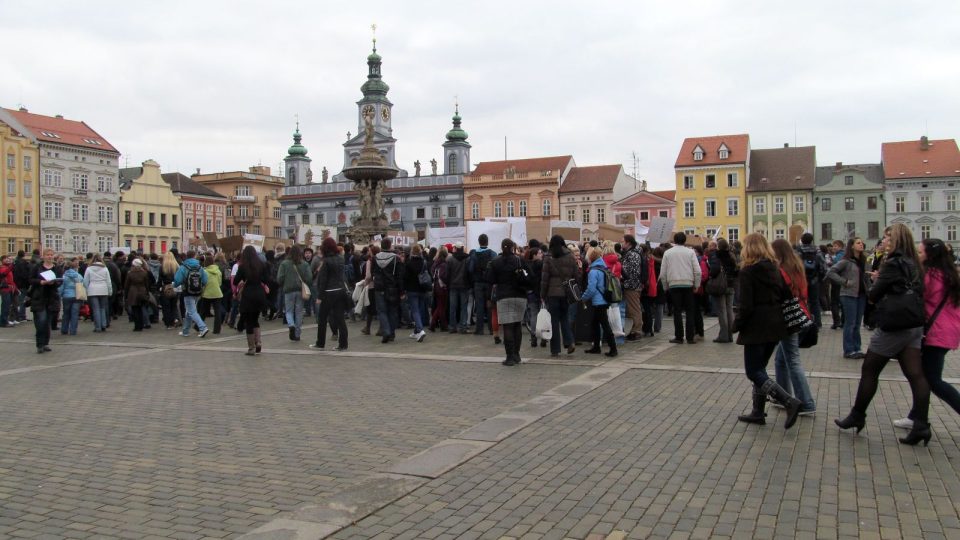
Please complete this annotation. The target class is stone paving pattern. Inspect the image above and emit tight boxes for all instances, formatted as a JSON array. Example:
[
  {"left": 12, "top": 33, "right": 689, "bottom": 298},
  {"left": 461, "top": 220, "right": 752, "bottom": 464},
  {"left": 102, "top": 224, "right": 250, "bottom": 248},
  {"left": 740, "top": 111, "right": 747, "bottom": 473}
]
[{"left": 1, "top": 313, "right": 960, "bottom": 539}]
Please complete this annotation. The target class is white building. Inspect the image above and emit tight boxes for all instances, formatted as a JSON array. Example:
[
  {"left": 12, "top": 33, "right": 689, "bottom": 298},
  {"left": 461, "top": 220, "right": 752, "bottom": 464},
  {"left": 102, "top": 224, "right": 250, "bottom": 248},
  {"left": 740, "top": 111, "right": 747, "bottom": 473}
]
[{"left": 559, "top": 165, "right": 640, "bottom": 240}]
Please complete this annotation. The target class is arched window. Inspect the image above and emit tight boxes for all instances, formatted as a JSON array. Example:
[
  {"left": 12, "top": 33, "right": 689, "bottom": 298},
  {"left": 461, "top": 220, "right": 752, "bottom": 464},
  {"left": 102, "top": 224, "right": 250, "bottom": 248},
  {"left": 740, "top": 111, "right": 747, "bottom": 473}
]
[
  {"left": 542, "top": 198, "right": 552, "bottom": 216},
  {"left": 494, "top": 201, "right": 502, "bottom": 217},
  {"left": 287, "top": 166, "right": 296, "bottom": 185},
  {"left": 471, "top": 202, "right": 479, "bottom": 220},
  {"left": 448, "top": 154, "right": 458, "bottom": 174},
  {"left": 507, "top": 201, "right": 515, "bottom": 217},
  {"left": 519, "top": 200, "right": 527, "bottom": 217}
]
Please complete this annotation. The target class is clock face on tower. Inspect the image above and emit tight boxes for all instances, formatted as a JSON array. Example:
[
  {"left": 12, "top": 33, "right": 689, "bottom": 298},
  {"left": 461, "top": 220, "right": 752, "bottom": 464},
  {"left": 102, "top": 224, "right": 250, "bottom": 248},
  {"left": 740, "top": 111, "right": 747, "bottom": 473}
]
[
  {"left": 381, "top": 107, "right": 390, "bottom": 121},
  {"left": 361, "top": 105, "right": 375, "bottom": 119}
]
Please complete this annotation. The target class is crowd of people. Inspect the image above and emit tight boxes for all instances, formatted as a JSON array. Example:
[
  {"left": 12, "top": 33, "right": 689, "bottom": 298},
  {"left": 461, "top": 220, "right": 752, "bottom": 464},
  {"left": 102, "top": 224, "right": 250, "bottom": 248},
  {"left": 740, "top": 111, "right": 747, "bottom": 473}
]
[{"left": 1, "top": 224, "right": 958, "bottom": 445}]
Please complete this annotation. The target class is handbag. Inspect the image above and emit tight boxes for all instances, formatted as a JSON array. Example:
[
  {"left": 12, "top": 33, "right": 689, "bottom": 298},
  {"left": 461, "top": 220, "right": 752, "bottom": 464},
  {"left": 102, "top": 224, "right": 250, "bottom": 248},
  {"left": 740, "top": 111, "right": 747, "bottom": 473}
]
[
  {"left": 162, "top": 283, "right": 177, "bottom": 299},
  {"left": 75, "top": 281, "right": 88, "bottom": 301},
  {"left": 294, "top": 266, "right": 311, "bottom": 301},
  {"left": 563, "top": 278, "right": 582, "bottom": 305},
  {"left": 780, "top": 269, "right": 813, "bottom": 334},
  {"left": 705, "top": 266, "right": 727, "bottom": 296},
  {"left": 798, "top": 324, "right": 819, "bottom": 348},
  {"left": 877, "top": 259, "right": 925, "bottom": 332}
]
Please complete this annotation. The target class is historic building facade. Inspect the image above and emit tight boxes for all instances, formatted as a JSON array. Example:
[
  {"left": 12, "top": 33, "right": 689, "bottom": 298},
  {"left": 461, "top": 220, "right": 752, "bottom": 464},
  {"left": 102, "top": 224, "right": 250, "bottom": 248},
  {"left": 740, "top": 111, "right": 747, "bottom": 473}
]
[
  {"left": 0, "top": 118, "right": 40, "bottom": 255},
  {"left": 162, "top": 172, "right": 228, "bottom": 251},
  {"left": 611, "top": 186, "right": 675, "bottom": 234},
  {"left": 813, "top": 162, "right": 885, "bottom": 244},
  {"left": 558, "top": 165, "right": 639, "bottom": 240},
  {"left": 193, "top": 166, "right": 284, "bottom": 247},
  {"left": 117, "top": 160, "right": 182, "bottom": 254},
  {"left": 0, "top": 107, "right": 120, "bottom": 256},
  {"left": 464, "top": 156, "right": 573, "bottom": 224},
  {"left": 674, "top": 134, "right": 749, "bottom": 241},
  {"left": 280, "top": 43, "right": 467, "bottom": 242},
  {"left": 746, "top": 145, "right": 817, "bottom": 240},
  {"left": 882, "top": 136, "right": 960, "bottom": 249}
]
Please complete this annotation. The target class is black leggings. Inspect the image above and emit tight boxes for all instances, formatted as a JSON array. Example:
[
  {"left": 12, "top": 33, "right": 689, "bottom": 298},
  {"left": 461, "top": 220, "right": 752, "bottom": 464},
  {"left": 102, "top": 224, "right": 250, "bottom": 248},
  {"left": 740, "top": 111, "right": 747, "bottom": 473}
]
[
  {"left": 240, "top": 311, "right": 260, "bottom": 335},
  {"left": 852, "top": 347, "right": 929, "bottom": 422},
  {"left": 908, "top": 346, "right": 960, "bottom": 420}
]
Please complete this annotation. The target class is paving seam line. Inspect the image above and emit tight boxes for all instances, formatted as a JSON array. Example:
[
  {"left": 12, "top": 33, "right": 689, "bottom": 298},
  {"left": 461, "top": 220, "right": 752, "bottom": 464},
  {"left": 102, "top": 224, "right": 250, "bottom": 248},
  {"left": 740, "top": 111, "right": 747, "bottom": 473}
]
[
  {"left": 0, "top": 347, "right": 169, "bottom": 378},
  {"left": 238, "top": 340, "right": 680, "bottom": 539}
]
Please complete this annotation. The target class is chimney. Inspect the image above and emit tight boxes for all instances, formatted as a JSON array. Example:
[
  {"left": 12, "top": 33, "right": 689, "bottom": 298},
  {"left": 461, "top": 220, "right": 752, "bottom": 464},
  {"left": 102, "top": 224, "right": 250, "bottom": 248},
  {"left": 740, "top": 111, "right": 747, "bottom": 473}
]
[
  {"left": 195, "top": 168, "right": 200, "bottom": 175},
  {"left": 921, "top": 135, "right": 930, "bottom": 150},
  {"left": 784, "top": 143, "right": 789, "bottom": 148},
  {"left": 18, "top": 106, "right": 27, "bottom": 112},
  {"left": 835, "top": 161, "right": 843, "bottom": 170},
  {"left": 55, "top": 114, "right": 63, "bottom": 119}
]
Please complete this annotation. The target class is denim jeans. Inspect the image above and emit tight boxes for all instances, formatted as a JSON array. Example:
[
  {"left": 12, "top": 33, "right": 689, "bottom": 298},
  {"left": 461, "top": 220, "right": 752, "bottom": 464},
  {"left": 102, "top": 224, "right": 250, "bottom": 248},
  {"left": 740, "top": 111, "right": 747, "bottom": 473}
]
[
  {"left": 807, "top": 280, "right": 822, "bottom": 327},
  {"left": 375, "top": 290, "right": 400, "bottom": 337},
  {"left": 181, "top": 295, "right": 207, "bottom": 335},
  {"left": 714, "top": 290, "right": 735, "bottom": 341},
  {"left": 16, "top": 290, "right": 28, "bottom": 320},
  {"left": 284, "top": 291, "right": 304, "bottom": 338},
  {"left": 61, "top": 297, "right": 80, "bottom": 335},
  {"left": 473, "top": 282, "right": 491, "bottom": 333},
  {"left": 775, "top": 333, "right": 816, "bottom": 410},
  {"left": 743, "top": 341, "right": 778, "bottom": 387},
  {"left": 839, "top": 295, "right": 866, "bottom": 355},
  {"left": 406, "top": 291, "right": 425, "bottom": 333},
  {"left": 449, "top": 288, "right": 470, "bottom": 330},
  {"left": 33, "top": 308, "right": 52, "bottom": 348},
  {"left": 0, "top": 291, "right": 10, "bottom": 326},
  {"left": 546, "top": 296, "right": 574, "bottom": 355},
  {"left": 89, "top": 295, "right": 109, "bottom": 331}
]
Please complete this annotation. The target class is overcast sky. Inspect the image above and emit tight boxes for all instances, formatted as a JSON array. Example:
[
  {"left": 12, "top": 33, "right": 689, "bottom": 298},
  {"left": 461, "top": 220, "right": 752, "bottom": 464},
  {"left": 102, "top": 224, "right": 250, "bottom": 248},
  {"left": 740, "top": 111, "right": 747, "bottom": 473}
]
[{"left": 3, "top": 0, "right": 958, "bottom": 191}]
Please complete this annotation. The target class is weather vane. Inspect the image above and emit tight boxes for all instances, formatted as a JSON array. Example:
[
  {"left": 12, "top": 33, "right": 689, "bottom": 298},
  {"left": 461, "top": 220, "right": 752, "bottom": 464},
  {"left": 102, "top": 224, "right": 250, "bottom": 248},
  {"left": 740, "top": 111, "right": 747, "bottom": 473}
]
[
  {"left": 295, "top": 113, "right": 299, "bottom": 131},
  {"left": 371, "top": 23, "right": 377, "bottom": 50},
  {"left": 454, "top": 95, "right": 459, "bottom": 113}
]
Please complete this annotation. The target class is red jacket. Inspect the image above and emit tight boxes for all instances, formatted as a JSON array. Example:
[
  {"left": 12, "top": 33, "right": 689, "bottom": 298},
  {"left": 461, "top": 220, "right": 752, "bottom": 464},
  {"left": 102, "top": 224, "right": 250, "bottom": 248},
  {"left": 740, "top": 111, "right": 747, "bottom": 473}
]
[
  {"left": 602, "top": 253, "right": 622, "bottom": 279},
  {"left": 0, "top": 262, "right": 17, "bottom": 293},
  {"left": 642, "top": 256, "right": 657, "bottom": 298}
]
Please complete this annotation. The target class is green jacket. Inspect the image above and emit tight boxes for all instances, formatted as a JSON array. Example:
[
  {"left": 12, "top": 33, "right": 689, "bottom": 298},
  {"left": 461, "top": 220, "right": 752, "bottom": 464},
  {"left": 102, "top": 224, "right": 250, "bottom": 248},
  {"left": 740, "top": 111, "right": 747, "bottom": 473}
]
[
  {"left": 202, "top": 264, "right": 223, "bottom": 299},
  {"left": 277, "top": 259, "right": 311, "bottom": 294}
]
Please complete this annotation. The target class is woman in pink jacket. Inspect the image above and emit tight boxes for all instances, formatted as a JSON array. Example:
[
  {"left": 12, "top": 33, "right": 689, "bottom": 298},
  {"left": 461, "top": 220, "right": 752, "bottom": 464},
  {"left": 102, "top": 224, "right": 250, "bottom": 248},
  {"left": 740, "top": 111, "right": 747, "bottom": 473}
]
[{"left": 894, "top": 238, "right": 960, "bottom": 430}]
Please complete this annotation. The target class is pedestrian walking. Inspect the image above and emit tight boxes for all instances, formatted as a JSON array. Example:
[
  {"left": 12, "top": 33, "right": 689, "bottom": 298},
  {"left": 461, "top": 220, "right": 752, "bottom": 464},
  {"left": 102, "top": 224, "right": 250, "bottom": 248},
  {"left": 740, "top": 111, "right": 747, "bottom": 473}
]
[
  {"left": 0, "top": 255, "right": 17, "bottom": 328},
  {"left": 372, "top": 238, "right": 403, "bottom": 343},
  {"left": 157, "top": 252, "right": 180, "bottom": 330},
  {"left": 825, "top": 237, "right": 870, "bottom": 358},
  {"left": 540, "top": 235, "right": 579, "bottom": 357},
  {"left": 581, "top": 246, "right": 618, "bottom": 357},
  {"left": 30, "top": 248, "right": 61, "bottom": 353},
  {"left": 835, "top": 224, "right": 933, "bottom": 445},
  {"left": 402, "top": 244, "right": 428, "bottom": 342},
  {"left": 707, "top": 238, "right": 738, "bottom": 343},
  {"left": 735, "top": 233, "right": 803, "bottom": 429},
  {"left": 312, "top": 237, "right": 349, "bottom": 351},
  {"left": 200, "top": 255, "right": 224, "bottom": 335},
  {"left": 83, "top": 254, "right": 113, "bottom": 332},
  {"left": 660, "top": 232, "right": 701, "bottom": 344},
  {"left": 620, "top": 235, "right": 646, "bottom": 341},
  {"left": 173, "top": 250, "right": 209, "bottom": 338},
  {"left": 58, "top": 257, "right": 83, "bottom": 335},
  {"left": 276, "top": 245, "right": 311, "bottom": 341},
  {"left": 446, "top": 242, "right": 471, "bottom": 334},
  {"left": 486, "top": 238, "right": 529, "bottom": 365},
  {"left": 124, "top": 258, "right": 151, "bottom": 332},
  {"left": 234, "top": 245, "right": 268, "bottom": 355},
  {"left": 771, "top": 239, "right": 816, "bottom": 416}
]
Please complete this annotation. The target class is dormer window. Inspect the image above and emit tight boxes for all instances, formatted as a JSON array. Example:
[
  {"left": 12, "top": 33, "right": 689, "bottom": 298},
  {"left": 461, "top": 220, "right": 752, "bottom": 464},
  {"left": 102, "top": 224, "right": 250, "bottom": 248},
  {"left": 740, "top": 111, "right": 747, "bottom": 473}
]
[
  {"left": 692, "top": 145, "right": 705, "bottom": 161},
  {"left": 718, "top": 143, "right": 729, "bottom": 160}
]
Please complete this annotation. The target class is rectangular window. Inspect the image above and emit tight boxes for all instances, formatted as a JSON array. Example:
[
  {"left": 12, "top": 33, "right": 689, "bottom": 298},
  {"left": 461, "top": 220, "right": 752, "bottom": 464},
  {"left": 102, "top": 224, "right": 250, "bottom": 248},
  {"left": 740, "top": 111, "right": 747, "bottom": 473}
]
[
  {"left": 97, "top": 176, "right": 112, "bottom": 192},
  {"left": 160, "top": 214, "right": 167, "bottom": 227},
  {"left": 727, "top": 227, "right": 739, "bottom": 242},
  {"left": 315, "top": 213, "right": 324, "bottom": 225},
  {"left": 846, "top": 222, "right": 856, "bottom": 236},
  {"left": 867, "top": 196, "right": 878, "bottom": 210},
  {"left": 705, "top": 174, "right": 716, "bottom": 189},
  {"left": 416, "top": 208, "right": 425, "bottom": 219},
  {"left": 287, "top": 215, "right": 295, "bottom": 226},
  {"left": 448, "top": 206, "right": 457, "bottom": 218},
  {"left": 519, "top": 200, "right": 527, "bottom": 217},
  {"left": 895, "top": 195, "right": 905, "bottom": 213},
  {"left": 821, "top": 223, "right": 832, "bottom": 240},
  {"left": 754, "top": 197, "right": 766, "bottom": 215},
  {"left": 727, "top": 173, "right": 738, "bottom": 188},
  {"left": 239, "top": 225, "right": 248, "bottom": 236},
  {"left": 821, "top": 198, "right": 831, "bottom": 211},
  {"left": 567, "top": 208, "right": 576, "bottom": 221},
  {"left": 6, "top": 154, "right": 14, "bottom": 168},
  {"left": 866, "top": 222, "right": 879, "bottom": 239},
  {"left": 226, "top": 225, "right": 235, "bottom": 236},
  {"left": 5, "top": 179, "right": 14, "bottom": 196},
  {"left": 844, "top": 197, "right": 855, "bottom": 211},
  {"left": 301, "top": 213, "right": 309, "bottom": 224},
  {"left": 226, "top": 205, "right": 233, "bottom": 217},
  {"left": 947, "top": 194, "right": 958, "bottom": 211},
  {"left": 23, "top": 155, "right": 32, "bottom": 170},
  {"left": 948, "top": 225, "right": 958, "bottom": 242},
  {"left": 23, "top": 210, "right": 31, "bottom": 225},
  {"left": 683, "top": 201, "right": 695, "bottom": 218},
  {"left": 920, "top": 195, "right": 931, "bottom": 212},
  {"left": 239, "top": 206, "right": 248, "bottom": 217},
  {"left": 273, "top": 226, "right": 282, "bottom": 238},
  {"left": 582, "top": 208, "right": 591, "bottom": 223},
  {"left": 98, "top": 205, "right": 113, "bottom": 223},
  {"left": 72, "top": 172, "right": 88, "bottom": 190},
  {"left": 705, "top": 228, "right": 718, "bottom": 239},
  {"left": 235, "top": 185, "right": 251, "bottom": 196},
  {"left": 774, "top": 197, "right": 785, "bottom": 214},
  {"left": 683, "top": 175, "right": 694, "bottom": 190},
  {"left": 72, "top": 203, "right": 89, "bottom": 221},
  {"left": 44, "top": 169, "right": 62, "bottom": 187},
  {"left": 794, "top": 195, "right": 805, "bottom": 213},
  {"left": 148, "top": 212, "right": 155, "bottom": 226},
  {"left": 44, "top": 201, "right": 62, "bottom": 220},
  {"left": 272, "top": 207, "right": 281, "bottom": 219},
  {"left": 136, "top": 211, "right": 143, "bottom": 225},
  {"left": 124, "top": 210, "right": 131, "bottom": 225},
  {"left": 98, "top": 236, "right": 111, "bottom": 253},
  {"left": 639, "top": 211, "right": 650, "bottom": 221},
  {"left": 149, "top": 240, "right": 156, "bottom": 254},
  {"left": 253, "top": 225, "right": 261, "bottom": 235},
  {"left": 659, "top": 210, "right": 669, "bottom": 218},
  {"left": 727, "top": 198, "right": 739, "bottom": 216},
  {"left": 44, "top": 234, "right": 63, "bottom": 252},
  {"left": 471, "top": 202, "right": 479, "bottom": 220},
  {"left": 216, "top": 219, "right": 222, "bottom": 233},
  {"left": 705, "top": 200, "right": 716, "bottom": 217},
  {"left": 597, "top": 207, "right": 605, "bottom": 223},
  {"left": 23, "top": 181, "right": 31, "bottom": 198},
  {"left": 253, "top": 206, "right": 261, "bottom": 218},
  {"left": 172, "top": 215, "right": 178, "bottom": 228},
  {"left": 7, "top": 239, "right": 14, "bottom": 254},
  {"left": 774, "top": 228, "right": 786, "bottom": 240},
  {"left": 920, "top": 224, "right": 931, "bottom": 240},
  {"left": 844, "top": 175, "right": 854, "bottom": 186},
  {"left": 186, "top": 217, "right": 193, "bottom": 231},
  {"left": 432, "top": 207, "right": 441, "bottom": 219},
  {"left": 206, "top": 219, "right": 212, "bottom": 232},
  {"left": 6, "top": 209, "right": 15, "bottom": 224}
]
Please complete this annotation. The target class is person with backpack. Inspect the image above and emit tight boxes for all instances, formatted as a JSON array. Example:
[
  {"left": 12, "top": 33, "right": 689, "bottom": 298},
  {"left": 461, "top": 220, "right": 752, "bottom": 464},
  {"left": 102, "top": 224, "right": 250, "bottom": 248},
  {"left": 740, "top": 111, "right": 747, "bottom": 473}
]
[
  {"left": 580, "top": 246, "right": 618, "bottom": 357},
  {"left": 797, "top": 232, "right": 826, "bottom": 328},
  {"left": 372, "top": 238, "right": 404, "bottom": 343},
  {"left": 659, "top": 232, "right": 702, "bottom": 344},
  {"left": 58, "top": 257, "right": 84, "bottom": 336},
  {"left": 83, "top": 254, "right": 113, "bottom": 333},
  {"left": 469, "top": 234, "right": 495, "bottom": 336},
  {"left": 124, "top": 258, "right": 152, "bottom": 332},
  {"left": 173, "top": 250, "right": 209, "bottom": 338},
  {"left": 401, "top": 244, "right": 429, "bottom": 342},
  {"left": 486, "top": 238, "right": 530, "bottom": 365}
]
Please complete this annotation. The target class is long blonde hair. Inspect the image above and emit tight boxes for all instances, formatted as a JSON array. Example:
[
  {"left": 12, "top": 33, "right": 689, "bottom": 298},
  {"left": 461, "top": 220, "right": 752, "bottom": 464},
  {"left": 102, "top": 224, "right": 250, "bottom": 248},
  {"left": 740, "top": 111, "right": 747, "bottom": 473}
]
[
  {"left": 740, "top": 233, "right": 776, "bottom": 268},
  {"left": 161, "top": 251, "right": 179, "bottom": 276},
  {"left": 885, "top": 223, "right": 919, "bottom": 263}
]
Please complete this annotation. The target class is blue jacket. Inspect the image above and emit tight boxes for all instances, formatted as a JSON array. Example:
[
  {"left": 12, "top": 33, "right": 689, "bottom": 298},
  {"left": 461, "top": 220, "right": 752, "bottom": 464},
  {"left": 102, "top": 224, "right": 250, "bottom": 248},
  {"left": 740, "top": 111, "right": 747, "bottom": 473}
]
[
  {"left": 59, "top": 268, "right": 82, "bottom": 299},
  {"left": 581, "top": 258, "right": 609, "bottom": 307},
  {"left": 173, "top": 258, "right": 208, "bottom": 294}
]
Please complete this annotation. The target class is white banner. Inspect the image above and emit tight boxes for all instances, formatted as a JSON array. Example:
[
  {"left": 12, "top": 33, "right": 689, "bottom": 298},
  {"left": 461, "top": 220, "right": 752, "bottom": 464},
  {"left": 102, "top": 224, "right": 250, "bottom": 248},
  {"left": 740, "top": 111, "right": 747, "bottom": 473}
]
[
  {"left": 634, "top": 223, "right": 650, "bottom": 244},
  {"left": 485, "top": 217, "right": 527, "bottom": 247},
  {"left": 425, "top": 226, "right": 466, "bottom": 247},
  {"left": 466, "top": 221, "right": 512, "bottom": 252}
]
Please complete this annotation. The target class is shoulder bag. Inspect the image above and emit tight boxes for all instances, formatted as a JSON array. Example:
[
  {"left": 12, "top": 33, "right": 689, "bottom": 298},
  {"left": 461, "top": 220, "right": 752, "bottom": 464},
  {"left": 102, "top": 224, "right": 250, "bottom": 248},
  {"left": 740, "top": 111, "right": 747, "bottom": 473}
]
[
  {"left": 877, "top": 259, "right": 925, "bottom": 332},
  {"left": 705, "top": 266, "right": 727, "bottom": 295},
  {"left": 780, "top": 269, "right": 813, "bottom": 334}
]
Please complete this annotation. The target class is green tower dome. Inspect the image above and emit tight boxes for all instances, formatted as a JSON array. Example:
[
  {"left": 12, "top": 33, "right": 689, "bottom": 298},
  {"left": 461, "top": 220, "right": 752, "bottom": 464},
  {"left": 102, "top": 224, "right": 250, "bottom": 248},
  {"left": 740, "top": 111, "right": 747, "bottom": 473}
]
[
  {"left": 287, "top": 127, "right": 308, "bottom": 157},
  {"left": 361, "top": 42, "right": 390, "bottom": 97},
  {"left": 445, "top": 106, "right": 468, "bottom": 142}
]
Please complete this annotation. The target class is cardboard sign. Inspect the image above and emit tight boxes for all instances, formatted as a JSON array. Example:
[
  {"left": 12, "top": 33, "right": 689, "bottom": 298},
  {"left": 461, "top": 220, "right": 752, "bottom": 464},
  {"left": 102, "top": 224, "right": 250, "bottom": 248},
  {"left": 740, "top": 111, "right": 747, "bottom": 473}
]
[
  {"left": 390, "top": 231, "right": 418, "bottom": 247},
  {"left": 425, "top": 226, "right": 466, "bottom": 248},
  {"left": 597, "top": 223, "right": 625, "bottom": 242},
  {"left": 647, "top": 217, "right": 675, "bottom": 244},
  {"left": 525, "top": 220, "right": 550, "bottom": 246},
  {"left": 297, "top": 225, "right": 336, "bottom": 248},
  {"left": 789, "top": 225, "right": 805, "bottom": 246},
  {"left": 218, "top": 235, "right": 244, "bottom": 253},
  {"left": 684, "top": 234, "right": 705, "bottom": 247},
  {"left": 201, "top": 232, "right": 219, "bottom": 247},
  {"left": 109, "top": 246, "right": 131, "bottom": 256},
  {"left": 242, "top": 233, "right": 265, "bottom": 252},
  {"left": 634, "top": 223, "right": 650, "bottom": 243}
]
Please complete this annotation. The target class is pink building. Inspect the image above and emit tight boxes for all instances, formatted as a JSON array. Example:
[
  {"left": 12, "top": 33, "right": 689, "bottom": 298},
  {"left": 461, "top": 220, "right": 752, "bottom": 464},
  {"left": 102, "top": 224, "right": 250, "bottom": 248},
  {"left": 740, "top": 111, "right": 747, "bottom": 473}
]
[{"left": 611, "top": 189, "right": 676, "bottom": 233}]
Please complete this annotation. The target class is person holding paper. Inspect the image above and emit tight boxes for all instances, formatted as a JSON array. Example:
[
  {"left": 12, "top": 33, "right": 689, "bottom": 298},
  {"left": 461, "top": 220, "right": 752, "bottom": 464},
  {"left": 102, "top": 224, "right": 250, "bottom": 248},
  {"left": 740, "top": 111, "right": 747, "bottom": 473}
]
[{"left": 30, "top": 248, "right": 62, "bottom": 354}]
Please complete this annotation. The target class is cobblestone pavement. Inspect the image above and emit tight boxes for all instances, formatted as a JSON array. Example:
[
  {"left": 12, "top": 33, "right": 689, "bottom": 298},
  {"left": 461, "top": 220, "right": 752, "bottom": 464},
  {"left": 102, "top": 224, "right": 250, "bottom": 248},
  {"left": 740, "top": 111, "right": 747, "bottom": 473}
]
[{"left": 2, "top": 312, "right": 959, "bottom": 539}]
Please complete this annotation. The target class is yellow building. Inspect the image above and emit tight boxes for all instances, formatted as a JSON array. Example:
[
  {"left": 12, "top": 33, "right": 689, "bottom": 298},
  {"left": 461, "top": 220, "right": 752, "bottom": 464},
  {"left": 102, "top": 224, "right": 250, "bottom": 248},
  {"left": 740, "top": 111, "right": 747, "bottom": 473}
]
[
  {"left": 673, "top": 134, "right": 750, "bottom": 243},
  {"left": 1, "top": 120, "right": 40, "bottom": 255},
  {"left": 193, "top": 165, "right": 284, "bottom": 247},
  {"left": 119, "top": 160, "right": 182, "bottom": 254}
]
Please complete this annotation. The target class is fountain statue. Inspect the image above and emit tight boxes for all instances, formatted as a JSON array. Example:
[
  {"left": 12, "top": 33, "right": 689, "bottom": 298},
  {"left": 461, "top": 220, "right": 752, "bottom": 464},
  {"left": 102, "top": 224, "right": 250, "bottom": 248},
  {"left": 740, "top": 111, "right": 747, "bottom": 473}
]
[{"left": 342, "top": 108, "right": 398, "bottom": 243}]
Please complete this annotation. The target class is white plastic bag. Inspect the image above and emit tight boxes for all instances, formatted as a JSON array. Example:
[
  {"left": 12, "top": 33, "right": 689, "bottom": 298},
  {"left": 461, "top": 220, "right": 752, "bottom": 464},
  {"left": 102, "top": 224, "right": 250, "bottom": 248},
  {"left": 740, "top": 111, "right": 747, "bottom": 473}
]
[
  {"left": 607, "top": 304, "right": 625, "bottom": 337},
  {"left": 536, "top": 307, "right": 553, "bottom": 341}
]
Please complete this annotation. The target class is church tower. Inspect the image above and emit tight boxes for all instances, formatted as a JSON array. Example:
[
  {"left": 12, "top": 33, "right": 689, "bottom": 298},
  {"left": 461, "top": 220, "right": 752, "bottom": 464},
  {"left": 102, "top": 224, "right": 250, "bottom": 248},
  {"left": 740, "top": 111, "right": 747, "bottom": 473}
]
[
  {"left": 442, "top": 104, "right": 471, "bottom": 175},
  {"left": 335, "top": 38, "right": 404, "bottom": 179},
  {"left": 284, "top": 124, "right": 312, "bottom": 186}
]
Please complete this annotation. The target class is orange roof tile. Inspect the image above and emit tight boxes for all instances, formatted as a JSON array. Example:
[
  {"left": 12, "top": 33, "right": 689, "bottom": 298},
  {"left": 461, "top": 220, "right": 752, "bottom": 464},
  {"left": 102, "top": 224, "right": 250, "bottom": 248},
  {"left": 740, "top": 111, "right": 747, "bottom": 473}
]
[
  {"left": 3, "top": 108, "right": 119, "bottom": 153},
  {"left": 650, "top": 189, "right": 676, "bottom": 201},
  {"left": 559, "top": 165, "right": 622, "bottom": 193},
  {"left": 881, "top": 138, "right": 960, "bottom": 179},
  {"left": 675, "top": 134, "right": 749, "bottom": 168},
  {"left": 472, "top": 155, "right": 573, "bottom": 176}
]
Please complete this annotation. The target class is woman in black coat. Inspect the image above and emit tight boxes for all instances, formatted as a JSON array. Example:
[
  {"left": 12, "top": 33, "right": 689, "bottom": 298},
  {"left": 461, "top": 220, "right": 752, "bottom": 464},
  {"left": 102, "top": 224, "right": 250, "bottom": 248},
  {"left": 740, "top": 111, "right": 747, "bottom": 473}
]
[
  {"left": 735, "top": 233, "right": 802, "bottom": 429},
  {"left": 312, "top": 237, "right": 349, "bottom": 351},
  {"left": 233, "top": 246, "right": 268, "bottom": 355},
  {"left": 486, "top": 238, "right": 529, "bottom": 366}
]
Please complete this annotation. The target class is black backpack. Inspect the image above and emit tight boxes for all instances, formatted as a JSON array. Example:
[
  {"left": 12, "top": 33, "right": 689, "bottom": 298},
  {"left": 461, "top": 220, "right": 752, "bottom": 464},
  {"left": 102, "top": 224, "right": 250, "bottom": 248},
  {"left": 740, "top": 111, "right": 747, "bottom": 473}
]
[
  {"left": 801, "top": 250, "right": 819, "bottom": 281},
  {"left": 186, "top": 267, "right": 203, "bottom": 295},
  {"left": 469, "top": 249, "right": 494, "bottom": 282}
]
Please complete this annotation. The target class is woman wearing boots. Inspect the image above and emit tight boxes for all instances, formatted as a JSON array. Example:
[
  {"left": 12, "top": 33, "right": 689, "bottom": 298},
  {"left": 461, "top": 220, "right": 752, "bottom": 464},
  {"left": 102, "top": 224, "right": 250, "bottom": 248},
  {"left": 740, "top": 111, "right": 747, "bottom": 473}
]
[
  {"left": 771, "top": 239, "right": 816, "bottom": 416},
  {"left": 835, "top": 224, "right": 933, "bottom": 445},
  {"left": 734, "top": 233, "right": 802, "bottom": 429},
  {"left": 486, "top": 238, "right": 530, "bottom": 366},
  {"left": 580, "top": 247, "right": 618, "bottom": 358},
  {"left": 540, "top": 235, "right": 579, "bottom": 358},
  {"left": 312, "top": 237, "right": 349, "bottom": 351},
  {"left": 234, "top": 245, "right": 268, "bottom": 356}
]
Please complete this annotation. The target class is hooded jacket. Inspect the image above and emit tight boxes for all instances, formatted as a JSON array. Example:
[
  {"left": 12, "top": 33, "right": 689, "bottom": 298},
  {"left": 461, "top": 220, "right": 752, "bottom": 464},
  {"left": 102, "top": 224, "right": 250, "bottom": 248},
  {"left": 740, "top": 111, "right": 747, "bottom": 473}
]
[
  {"left": 540, "top": 248, "right": 579, "bottom": 299},
  {"left": 580, "top": 257, "right": 610, "bottom": 307},
  {"left": 372, "top": 251, "right": 403, "bottom": 292},
  {"left": 446, "top": 250, "right": 470, "bottom": 289},
  {"left": 59, "top": 268, "right": 82, "bottom": 299},
  {"left": 202, "top": 264, "right": 224, "bottom": 299},
  {"left": 173, "top": 258, "right": 208, "bottom": 296},
  {"left": 83, "top": 262, "right": 113, "bottom": 297},
  {"left": 734, "top": 258, "right": 789, "bottom": 345}
]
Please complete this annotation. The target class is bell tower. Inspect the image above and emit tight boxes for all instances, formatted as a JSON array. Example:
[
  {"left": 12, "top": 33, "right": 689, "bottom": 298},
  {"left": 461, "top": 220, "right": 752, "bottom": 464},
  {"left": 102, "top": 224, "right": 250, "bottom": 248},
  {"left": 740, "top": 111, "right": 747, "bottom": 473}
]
[
  {"left": 284, "top": 123, "right": 312, "bottom": 186},
  {"left": 442, "top": 103, "right": 470, "bottom": 175}
]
